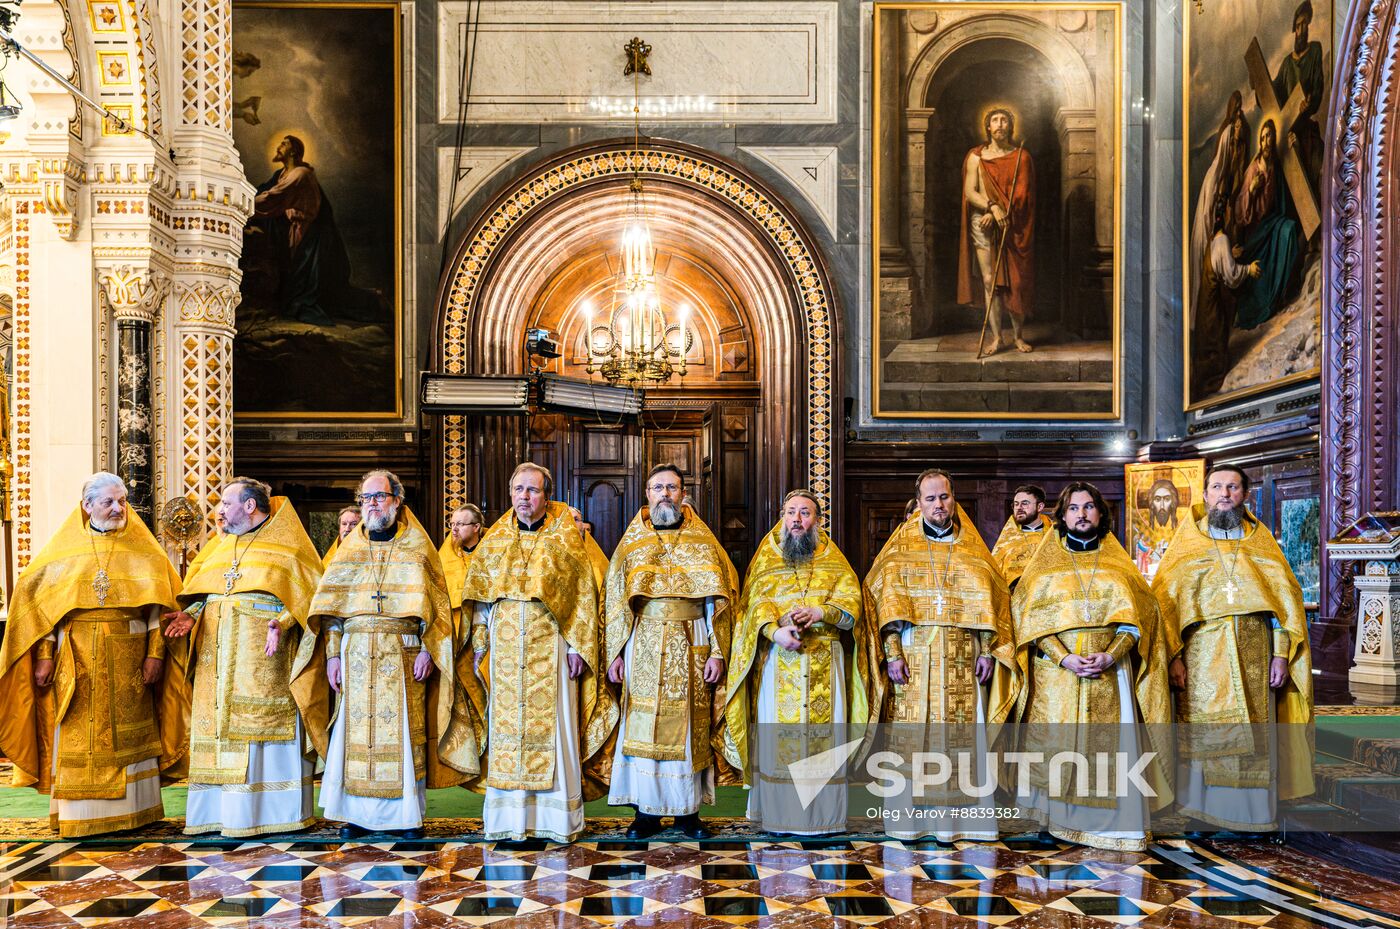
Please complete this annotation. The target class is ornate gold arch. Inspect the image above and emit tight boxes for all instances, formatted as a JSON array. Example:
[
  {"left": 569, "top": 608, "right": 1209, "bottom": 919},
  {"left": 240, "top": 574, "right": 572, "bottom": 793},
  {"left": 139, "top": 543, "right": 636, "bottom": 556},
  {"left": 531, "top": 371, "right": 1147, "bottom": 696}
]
[{"left": 435, "top": 144, "right": 840, "bottom": 519}]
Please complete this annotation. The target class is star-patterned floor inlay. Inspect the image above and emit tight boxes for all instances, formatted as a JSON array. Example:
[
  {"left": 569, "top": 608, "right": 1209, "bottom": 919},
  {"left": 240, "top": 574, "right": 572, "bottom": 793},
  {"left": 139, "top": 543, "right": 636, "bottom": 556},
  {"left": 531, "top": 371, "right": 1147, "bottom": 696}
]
[{"left": 0, "top": 836, "right": 1395, "bottom": 928}]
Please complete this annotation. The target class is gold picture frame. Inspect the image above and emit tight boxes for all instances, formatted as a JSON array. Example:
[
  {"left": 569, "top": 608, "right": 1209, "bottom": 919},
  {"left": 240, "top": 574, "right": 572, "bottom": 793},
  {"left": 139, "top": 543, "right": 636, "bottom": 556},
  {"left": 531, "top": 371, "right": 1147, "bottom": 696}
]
[
  {"left": 871, "top": 2, "right": 1123, "bottom": 420},
  {"left": 231, "top": 1, "right": 404, "bottom": 421},
  {"left": 1123, "top": 458, "right": 1206, "bottom": 579},
  {"left": 1181, "top": 1, "right": 1329, "bottom": 411}
]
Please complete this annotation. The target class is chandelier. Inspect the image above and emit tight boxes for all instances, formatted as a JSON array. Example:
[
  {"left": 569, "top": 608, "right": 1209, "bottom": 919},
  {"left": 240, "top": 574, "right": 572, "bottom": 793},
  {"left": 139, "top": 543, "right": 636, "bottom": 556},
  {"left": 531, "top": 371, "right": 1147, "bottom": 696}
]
[{"left": 583, "top": 37, "right": 688, "bottom": 388}]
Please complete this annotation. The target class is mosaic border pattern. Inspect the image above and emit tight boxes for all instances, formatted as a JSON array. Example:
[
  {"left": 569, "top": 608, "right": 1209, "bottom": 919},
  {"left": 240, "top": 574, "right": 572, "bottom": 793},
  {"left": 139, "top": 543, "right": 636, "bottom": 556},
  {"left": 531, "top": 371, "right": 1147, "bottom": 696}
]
[{"left": 437, "top": 147, "right": 837, "bottom": 519}]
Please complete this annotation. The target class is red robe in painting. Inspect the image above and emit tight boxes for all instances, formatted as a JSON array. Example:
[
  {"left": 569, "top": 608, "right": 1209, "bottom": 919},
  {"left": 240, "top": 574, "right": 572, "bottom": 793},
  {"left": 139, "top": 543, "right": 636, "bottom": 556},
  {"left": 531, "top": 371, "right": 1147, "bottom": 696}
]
[{"left": 956, "top": 145, "right": 1036, "bottom": 320}]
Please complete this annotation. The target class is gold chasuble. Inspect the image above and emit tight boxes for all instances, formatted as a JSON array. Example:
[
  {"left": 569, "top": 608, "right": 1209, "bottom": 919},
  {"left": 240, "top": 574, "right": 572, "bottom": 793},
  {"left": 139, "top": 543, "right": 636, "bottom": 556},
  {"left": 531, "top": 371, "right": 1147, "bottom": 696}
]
[
  {"left": 311, "top": 508, "right": 484, "bottom": 796},
  {"left": 1153, "top": 507, "right": 1314, "bottom": 806},
  {"left": 461, "top": 502, "right": 618, "bottom": 800},
  {"left": 582, "top": 533, "right": 610, "bottom": 598},
  {"left": 863, "top": 509, "right": 1019, "bottom": 728},
  {"left": 169, "top": 498, "right": 329, "bottom": 792},
  {"left": 723, "top": 520, "right": 874, "bottom": 780},
  {"left": 438, "top": 536, "right": 474, "bottom": 637},
  {"left": 1012, "top": 531, "right": 1174, "bottom": 848},
  {"left": 991, "top": 518, "right": 1048, "bottom": 588},
  {"left": 0, "top": 505, "right": 183, "bottom": 836},
  {"left": 321, "top": 538, "right": 342, "bottom": 571},
  {"left": 603, "top": 505, "right": 739, "bottom": 779}
]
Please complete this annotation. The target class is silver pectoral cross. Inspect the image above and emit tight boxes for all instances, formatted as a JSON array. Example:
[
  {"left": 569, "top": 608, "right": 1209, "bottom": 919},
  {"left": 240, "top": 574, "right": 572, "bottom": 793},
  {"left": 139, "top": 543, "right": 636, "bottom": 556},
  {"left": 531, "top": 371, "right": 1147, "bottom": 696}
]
[
  {"left": 1081, "top": 599, "right": 1093, "bottom": 624},
  {"left": 222, "top": 561, "right": 242, "bottom": 595},
  {"left": 933, "top": 588, "right": 947, "bottom": 616},
  {"left": 93, "top": 569, "right": 111, "bottom": 607},
  {"left": 1222, "top": 577, "right": 1239, "bottom": 606}
]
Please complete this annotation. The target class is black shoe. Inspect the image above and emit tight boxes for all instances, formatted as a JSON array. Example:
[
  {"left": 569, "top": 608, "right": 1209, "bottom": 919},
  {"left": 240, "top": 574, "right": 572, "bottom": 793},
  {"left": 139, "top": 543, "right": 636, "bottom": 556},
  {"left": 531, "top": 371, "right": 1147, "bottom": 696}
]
[
  {"left": 339, "top": 823, "right": 369, "bottom": 840},
  {"left": 626, "top": 813, "right": 664, "bottom": 840},
  {"left": 399, "top": 828, "right": 425, "bottom": 841},
  {"left": 674, "top": 813, "right": 711, "bottom": 840}
]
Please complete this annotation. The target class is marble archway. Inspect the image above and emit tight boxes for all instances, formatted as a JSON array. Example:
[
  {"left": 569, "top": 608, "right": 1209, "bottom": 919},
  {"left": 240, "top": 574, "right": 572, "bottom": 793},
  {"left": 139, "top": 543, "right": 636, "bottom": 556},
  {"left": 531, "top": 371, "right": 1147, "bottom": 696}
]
[{"left": 432, "top": 140, "right": 842, "bottom": 528}]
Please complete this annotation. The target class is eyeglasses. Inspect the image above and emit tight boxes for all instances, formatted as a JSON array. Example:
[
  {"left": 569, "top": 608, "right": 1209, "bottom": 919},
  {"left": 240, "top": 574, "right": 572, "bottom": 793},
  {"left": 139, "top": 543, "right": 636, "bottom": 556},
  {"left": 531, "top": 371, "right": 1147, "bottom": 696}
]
[
  {"left": 647, "top": 482, "right": 682, "bottom": 494},
  {"left": 357, "top": 491, "right": 397, "bottom": 504}
]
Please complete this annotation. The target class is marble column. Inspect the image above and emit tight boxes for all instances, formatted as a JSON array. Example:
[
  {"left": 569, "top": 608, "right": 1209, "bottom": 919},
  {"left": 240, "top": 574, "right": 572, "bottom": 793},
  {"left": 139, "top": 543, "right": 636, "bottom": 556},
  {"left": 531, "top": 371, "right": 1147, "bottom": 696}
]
[
  {"left": 878, "top": 12, "right": 916, "bottom": 344},
  {"left": 116, "top": 316, "right": 154, "bottom": 521}
]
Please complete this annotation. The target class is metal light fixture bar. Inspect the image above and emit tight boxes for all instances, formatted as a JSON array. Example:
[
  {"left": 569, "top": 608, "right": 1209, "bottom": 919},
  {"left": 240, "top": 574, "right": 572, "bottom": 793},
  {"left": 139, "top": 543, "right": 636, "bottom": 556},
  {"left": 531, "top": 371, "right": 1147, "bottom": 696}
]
[
  {"left": 419, "top": 373, "right": 531, "bottom": 413},
  {"left": 539, "top": 373, "right": 642, "bottom": 417}
]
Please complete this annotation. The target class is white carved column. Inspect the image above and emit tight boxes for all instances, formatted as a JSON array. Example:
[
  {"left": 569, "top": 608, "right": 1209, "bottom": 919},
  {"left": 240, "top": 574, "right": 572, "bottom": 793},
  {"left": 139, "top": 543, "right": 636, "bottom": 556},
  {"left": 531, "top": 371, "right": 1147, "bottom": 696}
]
[
  {"left": 169, "top": 0, "right": 253, "bottom": 521},
  {"left": 1327, "top": 532, "right": 1400, "bottom": 704}
]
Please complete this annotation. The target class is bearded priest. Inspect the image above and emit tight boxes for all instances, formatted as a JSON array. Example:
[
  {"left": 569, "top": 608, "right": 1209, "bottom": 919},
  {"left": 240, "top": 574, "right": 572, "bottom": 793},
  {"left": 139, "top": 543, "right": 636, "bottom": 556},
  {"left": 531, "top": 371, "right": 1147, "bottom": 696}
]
[
  {"left": 1153, "top": 464, "right": 1314, "bottom": 834},
  {"left": 724, "top": 489, "right": 876, "bottom": 835},
  {"left": 0, "top": 473, "right": 183, "bottom": 837},
  {"left": 991, "top": 484, "right": 1050, "bottom": 589},
  {"left": 461, "top": 463, "right": 616, "bottom": 843},
  {"left": 864, "top": 469, "right": 1018, "bottom": 841},
  {"left": 312, "top": 469, "right": 482, "bottom": 839},
  {"left": 1011, "top": 481, "right": 1173, "bottom": 851},
  {"left": 604, "top": 464, "right": 739, "bottom": 840},
  {"left": 162, "top": 478, "right": 327, "bottom": 837}
]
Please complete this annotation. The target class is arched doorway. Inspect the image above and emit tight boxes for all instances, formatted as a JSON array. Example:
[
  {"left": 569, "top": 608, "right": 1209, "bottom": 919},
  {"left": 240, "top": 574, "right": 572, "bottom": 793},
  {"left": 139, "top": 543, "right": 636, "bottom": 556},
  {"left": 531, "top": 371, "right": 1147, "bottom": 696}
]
[{"left": 430, "top": 141, "right": 841, "bottom": 563}]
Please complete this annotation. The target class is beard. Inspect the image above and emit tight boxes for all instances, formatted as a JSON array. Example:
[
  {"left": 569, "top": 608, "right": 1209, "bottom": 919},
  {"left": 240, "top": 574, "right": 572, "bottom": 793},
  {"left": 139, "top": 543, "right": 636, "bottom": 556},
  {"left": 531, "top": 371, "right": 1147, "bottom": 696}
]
[
  {"left": 926, "top": 511, "right": 952, "bottom": 530},
  {"left": 1013, "top": 510, "right": 1039, "bottom": 527},
  {"left": 365, "top": 502, "right": 399, "bottom": 533},
  {"left": 224, "top": 511, "right": 255, "bottom": 535},
  {"left": 651, "top": 500, "right": 682, "bottom": 529},
  {"left": 1207, "top": 504, "right": 1244, "bottom": 532},
  {"left": 780, "top": 525, "right": 818, "bottom": 566},
  {"left": 90, "top": 512, "right": 127, "bottom": 532},
  {"left": 1150, "top": 504, "right": 1174, "bottom": 526}
]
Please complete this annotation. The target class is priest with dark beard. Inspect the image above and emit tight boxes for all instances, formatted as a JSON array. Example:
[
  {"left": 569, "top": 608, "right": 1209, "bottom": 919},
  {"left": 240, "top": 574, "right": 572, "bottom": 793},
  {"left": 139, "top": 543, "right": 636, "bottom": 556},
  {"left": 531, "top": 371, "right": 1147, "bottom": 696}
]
[{"left": 723, "top": 490, "right": 874, "bottom": 835}]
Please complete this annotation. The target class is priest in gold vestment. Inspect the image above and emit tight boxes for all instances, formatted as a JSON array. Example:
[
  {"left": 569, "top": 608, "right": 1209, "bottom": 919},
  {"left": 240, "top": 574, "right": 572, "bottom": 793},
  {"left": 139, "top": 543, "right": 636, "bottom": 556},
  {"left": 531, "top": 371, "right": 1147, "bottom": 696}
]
[
  {"left": 991, "top": 484, "right": 1049, "bottom": 588},
  {"left": 312, "top": 469, "right": 482, "bottom": 839},
  {"left": 724, "top": 490, "right": 875, "bottom": 835},
  {"left": 322, "top": 505, "right": 362, "bottom": 569},
  {"left": 1012, "top": 481, "right": 1173, "bottom": 851},
  {"left": 163, "top": 479, "right": 328, "bottom": 837},
  {"left": 1153, "top": 464, "right": 1314, "bottom": 833},
  {"left": 462, "top": 464, "right": 617, "bottom": 842},
  {"left": 864, "top": 469, "right": 1018, "bottom": 841},
  {"left": 605, "top": 464, "right": 738, "bottom": 839},
  {"left": 0, "top": 473, "right": 183, "bottom": 837},
  {"left": 440, "top": 504, "right": 484, "bottom": 636}
]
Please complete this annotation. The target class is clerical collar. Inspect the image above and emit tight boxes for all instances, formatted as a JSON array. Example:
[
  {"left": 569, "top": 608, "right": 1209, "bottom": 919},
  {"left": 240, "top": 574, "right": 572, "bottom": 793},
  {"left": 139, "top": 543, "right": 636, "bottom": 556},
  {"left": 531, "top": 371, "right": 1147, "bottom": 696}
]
[
  {"left": 89, "top": 522, "right": 113, "bottom": 534},
  {"left": 922, "top": 519, "right": 956, "bottom": 541},
  {"left": 516, "top": 515, "right": 546, "bottom": 533},
  {"left": 368, "top": 526, "right": 396, "bottom": 542},
  {"left": 1065, "top": 532, "right": 1101, "bottom": 552},
  {"left": 1021, "top": 518, "right": 1045, "bottom": 532},
  {"left": 1207, "top": 523, "right": 1246, "bottom": 541},
  {"left": 465, "top": 543, "right": 478, "bottom": 554}
]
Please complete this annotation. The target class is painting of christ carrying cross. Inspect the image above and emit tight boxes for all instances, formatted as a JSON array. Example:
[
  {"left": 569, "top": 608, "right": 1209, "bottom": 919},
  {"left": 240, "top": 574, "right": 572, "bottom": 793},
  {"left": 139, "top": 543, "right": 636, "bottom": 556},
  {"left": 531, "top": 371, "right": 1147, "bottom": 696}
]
[{"left": 1184, "top": 0, "right": 1329, "bottom": 411}]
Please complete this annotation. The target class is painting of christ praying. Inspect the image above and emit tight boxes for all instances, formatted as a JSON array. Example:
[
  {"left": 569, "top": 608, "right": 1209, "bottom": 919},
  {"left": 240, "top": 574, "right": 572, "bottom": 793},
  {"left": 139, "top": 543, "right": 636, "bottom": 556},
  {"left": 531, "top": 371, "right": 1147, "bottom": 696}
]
[
  {"left": 872, "top": 3, "right": 1122, "bottom": 419},
  {"left": 231, "top": 2, "right": 402, "bottom": 419},
  {"left": 1183, "top": 0, "right": 1329, "bottom": 410}
]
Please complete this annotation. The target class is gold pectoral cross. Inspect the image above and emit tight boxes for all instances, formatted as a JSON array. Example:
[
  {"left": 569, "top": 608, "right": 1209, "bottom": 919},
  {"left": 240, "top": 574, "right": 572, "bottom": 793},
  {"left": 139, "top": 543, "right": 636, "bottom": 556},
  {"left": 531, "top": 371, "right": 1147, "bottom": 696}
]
[
  {"left": 222, "top": 561, "right": 241, "bottom": 595},
  {"left": 93, "top": 569, "right": 111, "bottom": 606},
  {"left": 371, "top": 590, "right": 389, "bottom": 613}
]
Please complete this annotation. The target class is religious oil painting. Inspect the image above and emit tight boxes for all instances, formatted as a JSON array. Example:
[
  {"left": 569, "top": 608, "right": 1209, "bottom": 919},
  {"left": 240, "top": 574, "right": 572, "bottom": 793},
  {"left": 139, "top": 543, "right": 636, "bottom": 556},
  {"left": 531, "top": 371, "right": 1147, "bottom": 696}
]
[
  {"left": 1183, "top": 0, "right": 1329, "bottom": 410},
  {"left": 1278, "top": 495, "right": 1320, "bottom": 606},
  {"left": 231, "top": 2, "right": 401, "bottom": 418},
  {"left": 1123, "top": 459, "right": 1206, "bottom": 580},
  {"left": 872, "top": 3, "right": 1122, "bottom": 419}
]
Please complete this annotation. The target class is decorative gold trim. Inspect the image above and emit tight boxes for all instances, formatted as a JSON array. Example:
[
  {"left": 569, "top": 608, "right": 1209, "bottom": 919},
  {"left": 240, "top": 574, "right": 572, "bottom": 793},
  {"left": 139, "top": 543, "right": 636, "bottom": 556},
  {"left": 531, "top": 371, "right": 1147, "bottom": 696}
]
[
  {"left": 1180, "top": 6, "right": 1327, "bottom": 412},
  {"left": 870, "top": 2, "right": 1124, "bottom": 421},
  {"left": 437, "top": 146, "right": 837, "bottom": 518},
  {"left": 231, "top": 0, "right": 405, "bottom": 422}
]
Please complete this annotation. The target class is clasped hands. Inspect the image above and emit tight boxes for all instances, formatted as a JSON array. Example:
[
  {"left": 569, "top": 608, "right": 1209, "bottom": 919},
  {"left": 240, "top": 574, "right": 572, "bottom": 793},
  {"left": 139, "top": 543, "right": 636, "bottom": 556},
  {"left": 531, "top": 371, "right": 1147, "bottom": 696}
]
[
  {"left": 1060, "top": 652, "right": 1115, "bottom": 678},
  {"left": 773, "top": 605, "right": 824, "bottom": 652}
]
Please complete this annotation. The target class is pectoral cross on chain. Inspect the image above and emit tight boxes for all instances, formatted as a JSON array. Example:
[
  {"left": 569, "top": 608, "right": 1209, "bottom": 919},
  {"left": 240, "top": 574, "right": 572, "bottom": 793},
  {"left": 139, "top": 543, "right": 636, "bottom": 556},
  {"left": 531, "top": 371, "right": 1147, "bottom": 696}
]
[
  {"left": 1222, "top": 577, "right": 1239, "bottom": 606},
  {"left": 370, "top": 590, "right": 389, "bottom": 613},
  {"left": 92, "top": 569, "right": 111, "bottom": 607},
  {"left": 222, "top": 562, "right": 242, "bottom": 595},
  {"left": 933, "top": 587, "right": 947, "bottom": 617}
]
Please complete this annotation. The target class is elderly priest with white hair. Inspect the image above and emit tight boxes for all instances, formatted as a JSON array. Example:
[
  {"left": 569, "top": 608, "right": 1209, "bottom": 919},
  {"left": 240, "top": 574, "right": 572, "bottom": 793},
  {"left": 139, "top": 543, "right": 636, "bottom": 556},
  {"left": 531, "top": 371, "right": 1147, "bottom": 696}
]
[{"left": 0, "top": 472, "right": 184, "bottom": 837}]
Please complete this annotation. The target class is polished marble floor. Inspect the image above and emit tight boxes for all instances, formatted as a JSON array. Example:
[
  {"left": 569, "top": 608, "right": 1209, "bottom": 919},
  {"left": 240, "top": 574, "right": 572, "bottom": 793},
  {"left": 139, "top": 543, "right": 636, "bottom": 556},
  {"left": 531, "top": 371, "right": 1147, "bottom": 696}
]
[{"left": 0, "top": 835, "right": 1397, "bottom": 929}]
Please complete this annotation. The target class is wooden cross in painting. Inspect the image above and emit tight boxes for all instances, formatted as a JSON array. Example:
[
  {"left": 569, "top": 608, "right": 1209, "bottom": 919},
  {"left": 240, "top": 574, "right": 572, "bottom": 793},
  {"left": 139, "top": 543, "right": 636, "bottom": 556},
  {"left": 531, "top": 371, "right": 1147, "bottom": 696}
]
[{"left": 1245, "top": 37, "right": 1321, "bottom": 240}]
